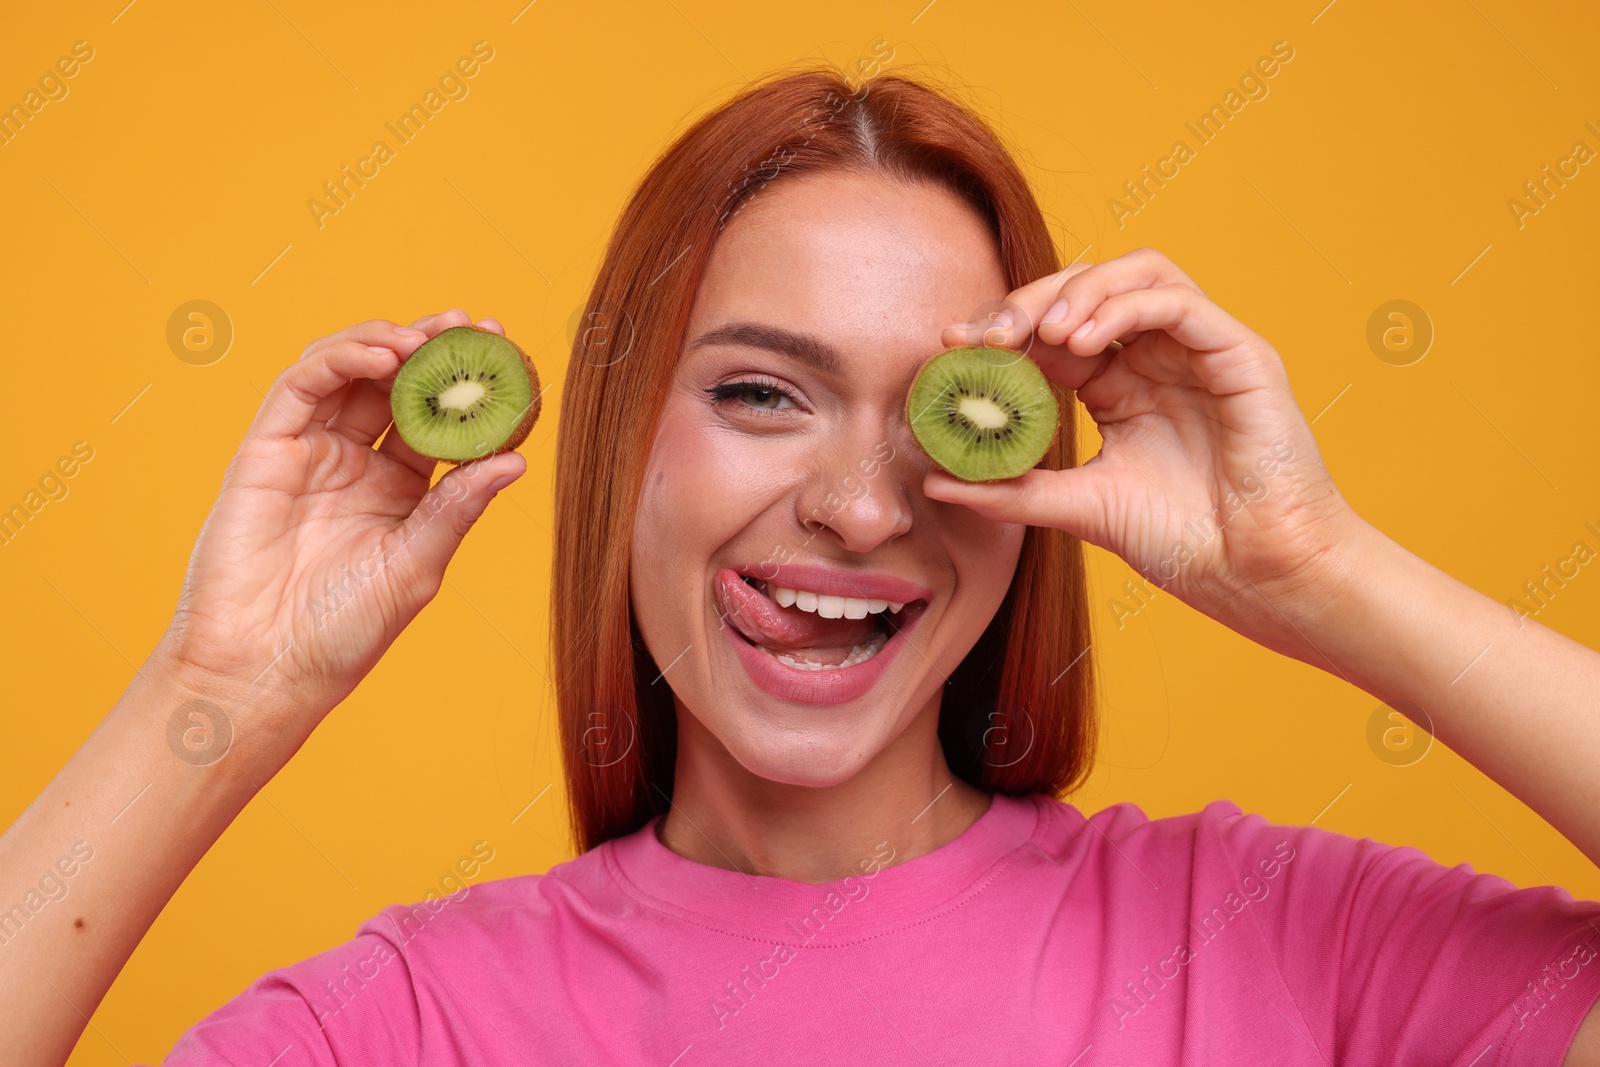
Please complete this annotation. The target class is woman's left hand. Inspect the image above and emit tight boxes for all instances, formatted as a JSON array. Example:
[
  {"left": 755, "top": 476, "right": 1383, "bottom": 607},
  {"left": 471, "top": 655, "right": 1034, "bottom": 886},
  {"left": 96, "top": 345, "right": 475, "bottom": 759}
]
[{"left": 927, "top": 247, "right": 1368, "bottom": 650}]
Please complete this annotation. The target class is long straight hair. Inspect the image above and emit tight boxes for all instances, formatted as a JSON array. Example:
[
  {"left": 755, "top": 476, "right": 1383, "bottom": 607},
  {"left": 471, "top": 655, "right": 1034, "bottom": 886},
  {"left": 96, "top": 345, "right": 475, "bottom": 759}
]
[{"left": 552, "top": 64, "right": 1096, "bottom": 855}]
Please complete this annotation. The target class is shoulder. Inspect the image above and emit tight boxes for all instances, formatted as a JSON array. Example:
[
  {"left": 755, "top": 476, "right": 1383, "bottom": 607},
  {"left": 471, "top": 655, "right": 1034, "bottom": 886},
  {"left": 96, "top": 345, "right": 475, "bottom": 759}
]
[
  {"left": 1019, "top": 791, "right": 1600, "bottom": 929},
  {"left": 356, "top": 840, "right": 625, "bottom": 956},
  {"left": 163, "top": 848, "right": 629, "bottom": 1060},
  {"left": 259, "top": 842, "right": 631, "bottom": 1005},
  {"left": 1022, "top": 792, "right": 1269, "bottom": 856},
  {"left": 1026, "top": 791, "right": 1405, "bottom": 857},
  {"left": 1016, "top": 792, "right": 1395, "bottom": 898}
]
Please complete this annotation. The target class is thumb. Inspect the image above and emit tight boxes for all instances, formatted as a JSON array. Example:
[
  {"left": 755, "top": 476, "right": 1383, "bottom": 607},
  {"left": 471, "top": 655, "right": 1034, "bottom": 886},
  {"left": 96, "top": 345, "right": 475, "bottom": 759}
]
[
  {"left": 923, "top": 464, "right": 1111, "bottom": 546},
  {"left": 391, "top": 451, "right": 527, "bottom": 590}
]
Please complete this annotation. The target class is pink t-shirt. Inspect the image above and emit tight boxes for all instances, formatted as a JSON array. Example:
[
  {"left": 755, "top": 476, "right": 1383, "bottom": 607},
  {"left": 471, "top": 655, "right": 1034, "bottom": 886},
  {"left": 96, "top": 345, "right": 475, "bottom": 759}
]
[{"left": 158, "top": 792, "right": 1600, "bottom": 1065}]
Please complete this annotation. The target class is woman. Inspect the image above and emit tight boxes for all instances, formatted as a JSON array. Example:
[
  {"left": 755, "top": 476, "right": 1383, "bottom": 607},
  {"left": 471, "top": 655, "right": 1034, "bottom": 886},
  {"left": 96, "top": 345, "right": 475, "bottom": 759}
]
[{"left": 6, "top": 65, "right": 1600, "bottom": 1065}]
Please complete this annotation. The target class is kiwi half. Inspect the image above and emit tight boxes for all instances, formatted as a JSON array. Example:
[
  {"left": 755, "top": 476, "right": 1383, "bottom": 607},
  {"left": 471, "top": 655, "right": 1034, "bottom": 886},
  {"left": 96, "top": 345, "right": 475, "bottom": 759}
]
[
  {"left": 907, "top": 346, "right": 1059, "bottom": 482},
  {"left": 390, "top": 325, "right": 541, "bottom": 463}
]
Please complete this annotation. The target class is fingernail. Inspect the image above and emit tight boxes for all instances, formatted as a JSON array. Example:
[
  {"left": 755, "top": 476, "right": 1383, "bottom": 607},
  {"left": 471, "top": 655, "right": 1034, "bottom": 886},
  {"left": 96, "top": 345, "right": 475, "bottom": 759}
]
[
  {"left": 487, "top": 471, "right": 520, "bottom": 494},
  {"left": 367, "top": 345, "right": 395, "bottom": 354},
  {"left": 1072, "top": 318, "right": 1096, "bottom": 339},
  {"left": 990, "top": 309, "right": 1014, "bottom": 328},
  {"left": 396, "top": 326, "right": 425, "bottom": 336},
  {"left": 1042, "top": 299, "right": 1069, "bottom": 325}
]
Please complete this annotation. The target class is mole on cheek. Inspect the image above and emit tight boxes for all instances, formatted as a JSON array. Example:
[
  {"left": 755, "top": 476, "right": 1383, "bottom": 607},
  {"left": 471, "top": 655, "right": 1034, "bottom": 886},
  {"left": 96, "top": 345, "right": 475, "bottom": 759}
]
[{"left": 74, "top": 918, "right": 85, "bottom": 929}]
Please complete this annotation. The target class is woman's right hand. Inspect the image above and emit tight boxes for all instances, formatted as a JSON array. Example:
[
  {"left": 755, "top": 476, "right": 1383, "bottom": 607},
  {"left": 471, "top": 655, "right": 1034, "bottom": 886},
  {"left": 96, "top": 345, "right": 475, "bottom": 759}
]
[
  {"left": 160, "top": 307, "right": 528, "bottom": 748},
  {"left": 2, "top": 308, "right": 529, "bottom": 1067}
]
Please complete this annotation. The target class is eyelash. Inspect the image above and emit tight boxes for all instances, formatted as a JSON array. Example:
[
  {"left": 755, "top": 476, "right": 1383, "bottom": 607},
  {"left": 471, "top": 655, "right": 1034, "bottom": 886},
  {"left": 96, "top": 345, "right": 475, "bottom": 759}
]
[{"left": 704, "top": 377, "right": 801, "bottom": 415}]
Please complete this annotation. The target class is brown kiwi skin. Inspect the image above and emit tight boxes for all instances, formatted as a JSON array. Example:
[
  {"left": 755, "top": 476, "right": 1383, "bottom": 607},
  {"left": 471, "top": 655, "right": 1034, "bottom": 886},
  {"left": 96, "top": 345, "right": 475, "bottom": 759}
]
[{"left": 404, "top": 324, "right": 542, "bottom": 465}]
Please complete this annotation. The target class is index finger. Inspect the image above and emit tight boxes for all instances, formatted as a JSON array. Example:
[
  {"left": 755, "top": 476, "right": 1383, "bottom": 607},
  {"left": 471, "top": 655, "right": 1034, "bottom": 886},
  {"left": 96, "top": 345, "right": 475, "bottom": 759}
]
[
  {"left": 404, "top": 307, "right": 479, "bottom": 335},
  {"left": 300, "top": 317, "right": 428, "bottom": 362},
  {"left": 299, "top": 309, "right": 480, "bottom": 364},
  {"left": 940, "top": 261, "right": 1096, "bottom": 350},
  {"left": 250, "top": 341, "right": 403, "bottom": 440}
]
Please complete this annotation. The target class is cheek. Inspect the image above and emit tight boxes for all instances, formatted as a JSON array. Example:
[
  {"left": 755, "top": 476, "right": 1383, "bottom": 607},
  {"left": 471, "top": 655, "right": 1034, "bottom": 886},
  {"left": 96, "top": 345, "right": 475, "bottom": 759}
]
[
  {"left": 947, "top": 514, "right": 1026, "bottom": 617},
  {"left": 638, "top": 408, "right": 747, "bottom": 555},
  {"left": 946, "top": 504, "right": 1025, "bottom": 566},
  {"left": 630, "top": 403, "right": 790, "bottom": 619}
]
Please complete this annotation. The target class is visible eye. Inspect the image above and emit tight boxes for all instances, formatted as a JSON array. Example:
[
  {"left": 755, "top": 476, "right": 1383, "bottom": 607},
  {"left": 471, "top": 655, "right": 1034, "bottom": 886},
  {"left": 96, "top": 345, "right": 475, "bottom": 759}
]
[{"left": 705, "top": 378, "right": 800, "bottom": 414}]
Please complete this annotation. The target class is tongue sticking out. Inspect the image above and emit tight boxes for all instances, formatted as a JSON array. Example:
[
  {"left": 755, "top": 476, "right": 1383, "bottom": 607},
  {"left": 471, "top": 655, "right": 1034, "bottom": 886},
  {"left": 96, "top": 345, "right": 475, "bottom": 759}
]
[{"left": 715, "top": 570, "right": 881, "bottom": 658}]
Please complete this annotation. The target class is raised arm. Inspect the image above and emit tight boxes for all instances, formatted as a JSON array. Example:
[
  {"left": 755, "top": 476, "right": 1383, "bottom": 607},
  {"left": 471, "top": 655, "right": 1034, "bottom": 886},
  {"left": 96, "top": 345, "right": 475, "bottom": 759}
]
[
  {"left": 0, "top": 309, "right": 525, "bottom": 1067},
  {"left": 927, "top": 248, "right": 1600, "bottom": 865},
  {"left": 1240, "top": 500, "right": 1600, "bottom": 865}
]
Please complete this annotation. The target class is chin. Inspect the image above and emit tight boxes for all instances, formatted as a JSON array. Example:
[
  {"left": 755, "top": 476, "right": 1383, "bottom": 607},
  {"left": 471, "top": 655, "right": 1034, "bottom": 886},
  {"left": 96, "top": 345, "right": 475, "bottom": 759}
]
[{"left": 715, "top": 712, "right": 885, "bottom": 790}]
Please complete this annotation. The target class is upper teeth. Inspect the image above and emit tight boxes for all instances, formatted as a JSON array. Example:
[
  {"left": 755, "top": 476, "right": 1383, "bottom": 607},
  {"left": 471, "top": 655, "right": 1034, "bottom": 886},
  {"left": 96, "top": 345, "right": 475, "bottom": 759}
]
[{"left": 768, "top": 586, "right": 905, "bottom": 617}]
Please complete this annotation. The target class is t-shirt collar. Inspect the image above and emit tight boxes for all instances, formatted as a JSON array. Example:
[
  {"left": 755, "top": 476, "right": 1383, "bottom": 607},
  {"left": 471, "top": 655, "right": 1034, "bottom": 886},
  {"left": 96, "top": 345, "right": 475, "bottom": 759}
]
[{"left": 601, "top": 791, "right": 1044, "bottom": 945}]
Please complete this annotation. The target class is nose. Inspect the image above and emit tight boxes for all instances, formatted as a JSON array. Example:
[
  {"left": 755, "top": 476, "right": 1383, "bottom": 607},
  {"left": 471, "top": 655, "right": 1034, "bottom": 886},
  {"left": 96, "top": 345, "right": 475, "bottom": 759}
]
[{"left": 795, "top": 436, "right": 912, "bottom": 554}]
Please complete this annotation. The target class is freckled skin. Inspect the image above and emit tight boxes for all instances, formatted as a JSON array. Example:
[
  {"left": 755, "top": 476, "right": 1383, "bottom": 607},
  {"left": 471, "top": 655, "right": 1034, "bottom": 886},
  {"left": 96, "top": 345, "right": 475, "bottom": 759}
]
[{"left": 628, "top": 171, "right": 1028, "bottom": 874}]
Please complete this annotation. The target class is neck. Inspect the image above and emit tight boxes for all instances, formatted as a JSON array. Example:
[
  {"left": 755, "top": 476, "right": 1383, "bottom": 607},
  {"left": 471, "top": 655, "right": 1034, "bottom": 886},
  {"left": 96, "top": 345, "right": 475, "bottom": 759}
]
[{"left": 659, "top": 694, "right": 992, "bottom": 884}]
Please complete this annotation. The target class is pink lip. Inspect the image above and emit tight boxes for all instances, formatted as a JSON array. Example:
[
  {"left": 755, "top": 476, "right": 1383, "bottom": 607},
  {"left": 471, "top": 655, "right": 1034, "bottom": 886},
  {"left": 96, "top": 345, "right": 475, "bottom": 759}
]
[
  {"left": 734, "top": 562, "right": 934, "bottom": 605},
  {"left": 716, "top": 567, "right": 932, "bottom": 706}
]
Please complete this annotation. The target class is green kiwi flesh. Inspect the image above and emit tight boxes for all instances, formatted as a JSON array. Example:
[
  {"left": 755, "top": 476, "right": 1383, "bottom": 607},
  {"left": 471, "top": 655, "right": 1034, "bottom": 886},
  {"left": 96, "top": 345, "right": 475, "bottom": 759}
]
[
  {"left": 390, "top": 325, "right": 541, "bottom": 463},
  {"left": 907, "top": 346, "right": 1058, "bottom": 482}
]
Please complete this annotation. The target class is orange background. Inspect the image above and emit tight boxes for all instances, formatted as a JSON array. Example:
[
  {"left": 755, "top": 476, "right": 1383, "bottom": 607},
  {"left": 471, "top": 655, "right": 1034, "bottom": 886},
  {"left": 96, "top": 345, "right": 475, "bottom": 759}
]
[{"left": 1, "top": 1, "right": 1596, "bottom": 1060}]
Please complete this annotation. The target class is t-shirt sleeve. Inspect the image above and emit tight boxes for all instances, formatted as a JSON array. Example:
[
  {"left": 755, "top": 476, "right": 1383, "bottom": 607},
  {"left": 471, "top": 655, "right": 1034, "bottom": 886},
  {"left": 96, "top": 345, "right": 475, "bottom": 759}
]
[
  {"left": 152, "top": 909, "right": 423, "bottom": 1067},
  {"left": 1203, "top": 800, "right": 1600, "bottom": 1067}
]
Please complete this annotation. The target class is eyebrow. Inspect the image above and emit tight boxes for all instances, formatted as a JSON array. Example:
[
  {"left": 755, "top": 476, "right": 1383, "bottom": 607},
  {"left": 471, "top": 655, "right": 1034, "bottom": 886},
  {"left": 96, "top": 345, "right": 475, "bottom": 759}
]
[{"left": 687, "top": 321, "right": 843, "bottom": 375}]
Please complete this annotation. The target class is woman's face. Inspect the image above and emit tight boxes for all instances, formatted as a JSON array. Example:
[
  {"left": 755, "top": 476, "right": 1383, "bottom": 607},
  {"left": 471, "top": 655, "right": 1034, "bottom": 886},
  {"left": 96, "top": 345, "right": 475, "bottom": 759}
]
[{"left": 630, "top": 170, "right": 1027, "bottom": 788}]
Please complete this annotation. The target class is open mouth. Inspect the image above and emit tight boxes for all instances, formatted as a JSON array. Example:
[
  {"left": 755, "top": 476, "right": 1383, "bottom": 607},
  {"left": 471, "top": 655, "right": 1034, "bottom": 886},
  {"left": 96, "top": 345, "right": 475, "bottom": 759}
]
[{"left": 716, "top": 571, "right": 929, "bottom": 673}]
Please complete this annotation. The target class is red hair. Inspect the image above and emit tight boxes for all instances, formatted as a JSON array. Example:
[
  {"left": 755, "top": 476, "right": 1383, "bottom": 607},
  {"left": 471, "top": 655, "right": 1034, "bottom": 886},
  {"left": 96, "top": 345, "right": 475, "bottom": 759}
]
[{"left": 552, "top": 64, "right": 1096, "bottom": 854}]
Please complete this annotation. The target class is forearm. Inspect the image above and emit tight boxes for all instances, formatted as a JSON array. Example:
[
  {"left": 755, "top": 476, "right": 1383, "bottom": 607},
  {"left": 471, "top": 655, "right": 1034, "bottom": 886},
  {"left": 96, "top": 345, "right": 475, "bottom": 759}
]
[
  {"left": 1270, "top": 514, "right": 1600, "bottom": 866},
  {"left": 0, "top": 640, "right": 300, "bottom": 1067}
]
